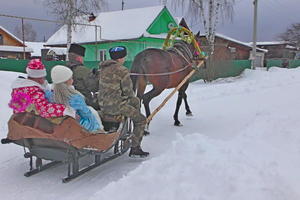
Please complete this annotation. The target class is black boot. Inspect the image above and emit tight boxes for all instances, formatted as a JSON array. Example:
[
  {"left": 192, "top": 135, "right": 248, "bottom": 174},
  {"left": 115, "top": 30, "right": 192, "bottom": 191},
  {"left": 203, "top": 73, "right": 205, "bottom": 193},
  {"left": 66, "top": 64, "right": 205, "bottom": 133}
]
[
  {"left": 144, "top": 130, "right": 150, "bottom": 136},
  {"left": 129, "top": 146, "right": 149, "bottom": 158}
]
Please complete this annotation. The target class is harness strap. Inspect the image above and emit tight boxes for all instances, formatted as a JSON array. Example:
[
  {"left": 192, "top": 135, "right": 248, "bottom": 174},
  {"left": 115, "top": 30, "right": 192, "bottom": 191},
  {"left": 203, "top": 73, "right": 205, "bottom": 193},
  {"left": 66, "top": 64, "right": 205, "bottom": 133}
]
[{"left": 130, "top": 63, "right": 192, "bottom": 76}]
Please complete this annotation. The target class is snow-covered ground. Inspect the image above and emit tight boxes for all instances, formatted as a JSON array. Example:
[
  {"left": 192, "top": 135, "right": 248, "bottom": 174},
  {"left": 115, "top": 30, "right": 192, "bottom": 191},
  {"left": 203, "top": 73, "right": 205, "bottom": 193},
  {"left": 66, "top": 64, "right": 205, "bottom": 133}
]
[{"left": 1, "top": 67, "right": 300, "bottom": 200}]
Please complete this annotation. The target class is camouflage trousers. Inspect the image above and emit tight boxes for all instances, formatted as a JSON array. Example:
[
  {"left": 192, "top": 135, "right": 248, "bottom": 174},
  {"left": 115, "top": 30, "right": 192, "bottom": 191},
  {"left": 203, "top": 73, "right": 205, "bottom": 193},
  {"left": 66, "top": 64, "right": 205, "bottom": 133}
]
[{"left": 119, "top": 97, "right": 146, "bottom": 147}]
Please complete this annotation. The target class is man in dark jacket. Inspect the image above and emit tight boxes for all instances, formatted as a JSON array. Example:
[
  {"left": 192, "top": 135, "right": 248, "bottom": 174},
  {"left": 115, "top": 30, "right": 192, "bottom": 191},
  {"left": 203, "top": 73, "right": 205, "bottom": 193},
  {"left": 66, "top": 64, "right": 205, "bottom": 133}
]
[
  {"left": 67, "top": 43, "right": 99, "bottom": 109},
  {"left": 98, "top": 46, "right": 149, "bottom": 158}
]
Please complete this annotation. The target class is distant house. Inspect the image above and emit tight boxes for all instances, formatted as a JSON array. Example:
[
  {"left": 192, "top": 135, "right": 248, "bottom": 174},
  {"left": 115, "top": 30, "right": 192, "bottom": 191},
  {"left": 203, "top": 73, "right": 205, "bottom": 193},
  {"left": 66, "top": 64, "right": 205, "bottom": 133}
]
[
  {"left": 42, "top": 48, "right": 67, "bottom": 61},
  {"left": 25, "top": 41, "right": 66, "bottom": 60},
  {"left": 254, "top": 41, "right": 299, "bottom": 60},
  {"left": 45, "top": 6, "right": 178, "bottom": 66},
  {"left": 199, "top": 33, "right": 267, "bottom": 60},
  {"left": 0, "top": 26, "right": 32, "bottom": 59},
  {"left": 198, "top": 33, "right": 267, "bottom": 67}
]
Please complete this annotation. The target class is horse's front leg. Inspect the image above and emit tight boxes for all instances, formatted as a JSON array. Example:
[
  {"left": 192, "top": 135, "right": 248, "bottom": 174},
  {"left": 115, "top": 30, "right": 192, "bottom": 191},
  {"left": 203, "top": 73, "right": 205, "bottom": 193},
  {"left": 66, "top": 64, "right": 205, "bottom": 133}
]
[{"left": 142, "top": 96, "right": 151, "bottom": 119}]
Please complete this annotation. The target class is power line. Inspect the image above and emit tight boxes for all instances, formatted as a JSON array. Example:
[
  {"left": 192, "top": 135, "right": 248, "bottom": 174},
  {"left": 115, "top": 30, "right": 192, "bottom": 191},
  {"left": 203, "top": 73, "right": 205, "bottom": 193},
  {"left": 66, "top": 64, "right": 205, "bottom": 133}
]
[{"left": 0, "top": 13, "right": 100, "bottom": 27}]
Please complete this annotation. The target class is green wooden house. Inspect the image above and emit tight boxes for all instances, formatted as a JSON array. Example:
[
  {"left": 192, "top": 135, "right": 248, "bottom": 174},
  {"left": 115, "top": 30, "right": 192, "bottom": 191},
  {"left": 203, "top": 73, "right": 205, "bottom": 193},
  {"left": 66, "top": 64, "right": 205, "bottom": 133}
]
[{"left": 45, "top": 6, "right": 178, "bottom": 68}]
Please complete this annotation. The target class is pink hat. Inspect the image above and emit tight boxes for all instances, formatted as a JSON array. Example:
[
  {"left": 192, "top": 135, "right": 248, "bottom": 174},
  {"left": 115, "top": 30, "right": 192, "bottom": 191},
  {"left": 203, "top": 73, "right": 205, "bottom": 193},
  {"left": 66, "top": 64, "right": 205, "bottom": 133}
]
[{"left": 26, "top": 59, "right": 47, "bottom": 78}]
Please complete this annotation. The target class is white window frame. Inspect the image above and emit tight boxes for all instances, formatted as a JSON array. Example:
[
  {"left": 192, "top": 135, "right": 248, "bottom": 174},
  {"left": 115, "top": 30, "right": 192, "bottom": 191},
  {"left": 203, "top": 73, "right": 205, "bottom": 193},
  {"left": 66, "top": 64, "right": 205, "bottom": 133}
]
[
  {"left": 228, "top": 46, "right": 236, "bottom": 53},
  {"left": 97, "top": 49, "right": 107, "bottom": 61}
]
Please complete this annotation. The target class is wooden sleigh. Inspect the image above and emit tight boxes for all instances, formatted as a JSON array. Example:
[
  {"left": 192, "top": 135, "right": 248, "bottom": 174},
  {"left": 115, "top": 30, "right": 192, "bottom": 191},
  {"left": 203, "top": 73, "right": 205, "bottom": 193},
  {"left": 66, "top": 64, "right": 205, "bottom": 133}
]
[{"left": 1, "top": 111, "right": 132, "bottom": 183}]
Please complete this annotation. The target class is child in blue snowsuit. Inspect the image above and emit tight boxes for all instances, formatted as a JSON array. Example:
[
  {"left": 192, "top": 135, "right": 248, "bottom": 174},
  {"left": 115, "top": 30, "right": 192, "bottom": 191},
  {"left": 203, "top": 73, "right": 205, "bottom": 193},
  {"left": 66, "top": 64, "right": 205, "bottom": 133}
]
[{"left": 48, "top": 65, "right": 101, "bottom": 132}]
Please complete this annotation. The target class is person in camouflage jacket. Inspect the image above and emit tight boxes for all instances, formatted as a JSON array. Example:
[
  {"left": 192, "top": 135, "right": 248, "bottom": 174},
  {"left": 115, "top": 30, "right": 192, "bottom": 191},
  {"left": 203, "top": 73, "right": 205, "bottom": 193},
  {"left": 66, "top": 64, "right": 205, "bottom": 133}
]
[
  {"left": 67, "top": 44, "right": 99, "bottom": 110},
  {"left": 98, "top": 46, "right": 149, "bottom": 158}
]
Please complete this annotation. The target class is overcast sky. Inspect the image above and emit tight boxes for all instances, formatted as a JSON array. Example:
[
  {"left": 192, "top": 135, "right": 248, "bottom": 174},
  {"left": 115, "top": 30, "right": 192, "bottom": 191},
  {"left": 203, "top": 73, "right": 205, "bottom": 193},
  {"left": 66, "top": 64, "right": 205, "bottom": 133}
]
[{"left": 1, "top": 0, "right": 299, "bottom": 42}]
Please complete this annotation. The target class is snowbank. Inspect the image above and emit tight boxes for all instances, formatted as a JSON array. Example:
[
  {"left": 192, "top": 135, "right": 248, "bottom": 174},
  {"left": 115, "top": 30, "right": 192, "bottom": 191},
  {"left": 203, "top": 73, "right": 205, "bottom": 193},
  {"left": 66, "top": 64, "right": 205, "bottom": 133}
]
[{"left": 90, "top": 67, "right": 300, "bottom": 200}]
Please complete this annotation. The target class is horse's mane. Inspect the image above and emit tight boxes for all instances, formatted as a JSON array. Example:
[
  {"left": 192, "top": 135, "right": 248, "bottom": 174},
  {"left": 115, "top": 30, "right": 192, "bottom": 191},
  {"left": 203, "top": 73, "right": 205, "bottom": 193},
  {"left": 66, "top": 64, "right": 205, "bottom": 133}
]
[{"left": 167, "top": 41, "right": 194, "bottom": 62}]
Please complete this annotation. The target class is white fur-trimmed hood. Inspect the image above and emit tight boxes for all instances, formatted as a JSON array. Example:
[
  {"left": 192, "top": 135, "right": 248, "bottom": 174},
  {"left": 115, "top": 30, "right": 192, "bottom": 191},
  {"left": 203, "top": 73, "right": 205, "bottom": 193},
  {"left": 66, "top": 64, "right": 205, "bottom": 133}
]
[{"left": 11, "top": 77, "right": 47, "bottom": 90}]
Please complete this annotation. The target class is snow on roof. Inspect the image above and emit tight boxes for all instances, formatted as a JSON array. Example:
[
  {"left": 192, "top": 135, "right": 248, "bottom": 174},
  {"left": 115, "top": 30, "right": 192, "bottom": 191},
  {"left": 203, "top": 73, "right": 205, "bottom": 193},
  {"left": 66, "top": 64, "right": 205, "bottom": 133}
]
[
  {"left": 255, "top": 41, "right": 289, "bottom": 46},
  {"left": 175, "top": 17, "right": 183, "bottom": 24},
  {"left": 0, "top": 45, "right": 32, "bottom": 53},
  {"left": 201, "top": 33, "right": 268, "bottom": 53},
  {"left": 47, "top": 47, "right": 67, "bottom": 55},
  {"left": 285, "top": 45, "right": 298, "bottom": 50},
  {"left": 46, "top": 6, "right": 165, "bottom": 46},
  {"left": 216, "top": 33, "right": 268, "bottom": 52},
  {"left": 0, "top": 25, "right": 23, "bottom": 44},
  {"left": 25, "top": 42, "right": 45, "bottom": 56},
  {"left": 25, "top": 42, "right": 67, "bottom": 56},
  {"left": 143, "top": 32, "right": 168, "bottom": 39},
  {"left": 249, "top": 41, "right": 298, "bottom": 50}
]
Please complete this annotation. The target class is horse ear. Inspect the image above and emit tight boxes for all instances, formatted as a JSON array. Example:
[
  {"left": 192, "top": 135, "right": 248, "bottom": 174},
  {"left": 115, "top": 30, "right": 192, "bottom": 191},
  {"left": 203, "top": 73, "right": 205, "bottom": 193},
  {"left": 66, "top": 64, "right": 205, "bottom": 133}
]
[{"left": 195, "top": 31, "right": 200, "bottom": 38}]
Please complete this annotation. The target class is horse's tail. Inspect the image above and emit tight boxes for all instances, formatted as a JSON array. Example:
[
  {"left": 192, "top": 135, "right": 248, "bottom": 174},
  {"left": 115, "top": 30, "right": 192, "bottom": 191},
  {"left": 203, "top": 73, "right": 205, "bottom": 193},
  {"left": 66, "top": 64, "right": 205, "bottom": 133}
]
[
  {"left": 130, "top": 60, "right": 139, "bottom": 92},
  {"left": 130, "top": 54, "right": 147, "bottom": 99}
]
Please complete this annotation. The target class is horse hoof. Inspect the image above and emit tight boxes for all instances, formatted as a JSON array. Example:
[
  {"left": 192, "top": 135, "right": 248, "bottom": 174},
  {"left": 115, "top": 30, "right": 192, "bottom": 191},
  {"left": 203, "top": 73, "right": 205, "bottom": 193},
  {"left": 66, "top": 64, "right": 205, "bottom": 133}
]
[
  {"left": 144, "top": 130, "right": 150, "bottom": 136},
  {"left": 186, "top": 112, "right": 193, "bottom": 117},
  {"left": 174, "top": 122, "right": 183, "bottom": 126}
]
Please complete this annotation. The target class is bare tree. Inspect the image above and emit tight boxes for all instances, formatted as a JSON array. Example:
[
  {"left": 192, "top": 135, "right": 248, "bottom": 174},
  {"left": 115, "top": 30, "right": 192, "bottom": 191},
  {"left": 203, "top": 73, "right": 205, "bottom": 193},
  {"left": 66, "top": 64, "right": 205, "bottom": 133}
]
[
  {"left": 279, "top": 23, "right": 300, "bottom": 47},
  {"left": 169, "top": 0, "right": 235, "bottom": 81},
  {"left": 171, "top": 0, "right": 235, "bottom": 50},
  {"left": 14, "top": 22, "right": 37, "bottom": 42},
  {"left": 44, "top": 0, "right": 106, "bottom": 60}
]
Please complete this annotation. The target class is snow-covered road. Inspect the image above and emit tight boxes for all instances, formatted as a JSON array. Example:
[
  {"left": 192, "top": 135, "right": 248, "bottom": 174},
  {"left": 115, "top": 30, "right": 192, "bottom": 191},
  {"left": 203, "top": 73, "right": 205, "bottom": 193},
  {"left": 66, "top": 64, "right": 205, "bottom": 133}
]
[{"left": 1, "top": 67, "right": 300, "bottom": 200}]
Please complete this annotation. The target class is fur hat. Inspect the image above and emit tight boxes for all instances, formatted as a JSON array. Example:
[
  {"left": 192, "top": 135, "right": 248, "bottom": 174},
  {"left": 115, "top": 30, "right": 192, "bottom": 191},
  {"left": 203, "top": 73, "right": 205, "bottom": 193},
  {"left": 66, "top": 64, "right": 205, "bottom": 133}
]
[
  {"left": 26, "top": 59, "right": 47, "bottom": 78},
  {"left": 109, "top": 46, "right": 127, "bottom": 60},
  {"left": 69, "top": 43, "right": 85, "bottom": 57},
  {"left": 51, "top": 65, "right": 73, "bottom": 84}
]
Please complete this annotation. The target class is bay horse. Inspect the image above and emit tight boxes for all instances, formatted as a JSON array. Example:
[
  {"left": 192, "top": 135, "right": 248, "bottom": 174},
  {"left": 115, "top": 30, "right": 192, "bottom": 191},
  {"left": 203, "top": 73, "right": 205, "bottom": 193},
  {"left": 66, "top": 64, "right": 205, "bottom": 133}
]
[{"left": 130, "top": 40, "right": 200, "bottom": 126}]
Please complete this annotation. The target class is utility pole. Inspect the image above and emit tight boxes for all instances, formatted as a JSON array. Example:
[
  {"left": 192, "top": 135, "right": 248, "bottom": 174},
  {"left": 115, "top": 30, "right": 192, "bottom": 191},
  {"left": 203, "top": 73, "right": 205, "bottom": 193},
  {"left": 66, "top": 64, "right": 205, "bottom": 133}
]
[
  {"left": 207, "top": 0, "right": 214, "bottom": 81},
  {"left": 121, "top": 0, "right": 124, "bottom": 10},
  {"left": 162, "top": 0, "right": 167, "bottom": 6},
  {"left": 252, "top": 0, "right": 258, "bottom": 70},
  {"left": 21, "top": 18, "right": 26, "bottom": 59}
]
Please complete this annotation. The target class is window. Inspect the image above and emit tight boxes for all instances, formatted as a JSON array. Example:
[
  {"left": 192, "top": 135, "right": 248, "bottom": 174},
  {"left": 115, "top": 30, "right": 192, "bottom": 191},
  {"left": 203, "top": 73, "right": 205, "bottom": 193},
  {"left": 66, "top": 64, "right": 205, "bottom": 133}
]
[
  {"left": 295, "top": 52, "right": 300, "bottom": 60},
  {"left": 228, "top": 47, "right": 236, "bottom": 53},
  {"left": 97, "top": 49, "right": 107, "bottom": 61},
  {"left": 228, "top": 47, "right": 236, "bottom": 59},
  {"left": 0, "top": 34, "right": 3, "bottom": 45}
]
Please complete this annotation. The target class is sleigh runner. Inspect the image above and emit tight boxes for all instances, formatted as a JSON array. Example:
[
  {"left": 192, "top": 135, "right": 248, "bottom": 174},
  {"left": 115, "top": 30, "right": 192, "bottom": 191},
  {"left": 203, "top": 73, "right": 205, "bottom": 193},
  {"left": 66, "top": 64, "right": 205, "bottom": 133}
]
[{"left": 2, "top": 111, "right": 132, "bottom": 183}]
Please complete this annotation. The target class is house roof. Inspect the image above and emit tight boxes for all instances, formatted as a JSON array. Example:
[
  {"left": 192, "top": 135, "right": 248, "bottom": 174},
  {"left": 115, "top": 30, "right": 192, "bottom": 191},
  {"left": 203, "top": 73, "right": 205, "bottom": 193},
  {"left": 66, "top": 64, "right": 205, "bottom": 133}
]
[
  {"left": 47, "top": 47, "right": 67, "bottom": 55},
  {"left": 0, "top": 45, "right": 32, "bottom": 53},
  {"left": 174, "top": 17, "right": 189, "bottom": 29},
  {"left": 201, "top": 33, "right": 268, "bottom": 53},
  {"left": 46, "top": 6, "right": 168, "bottom": 46},
  {"left": 0, "top": 25, "right": 24, "bottom": 45},
  {"left": 216, "top": 33, "right": 268, "bottom": 52}
]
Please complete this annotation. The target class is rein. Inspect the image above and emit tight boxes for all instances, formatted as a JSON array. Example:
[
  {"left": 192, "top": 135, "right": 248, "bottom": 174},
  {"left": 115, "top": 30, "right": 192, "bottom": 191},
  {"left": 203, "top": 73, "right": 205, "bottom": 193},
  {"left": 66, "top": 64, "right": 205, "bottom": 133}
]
[{"left": 130, "top": 63, "right": 193, "bottom": 76}]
